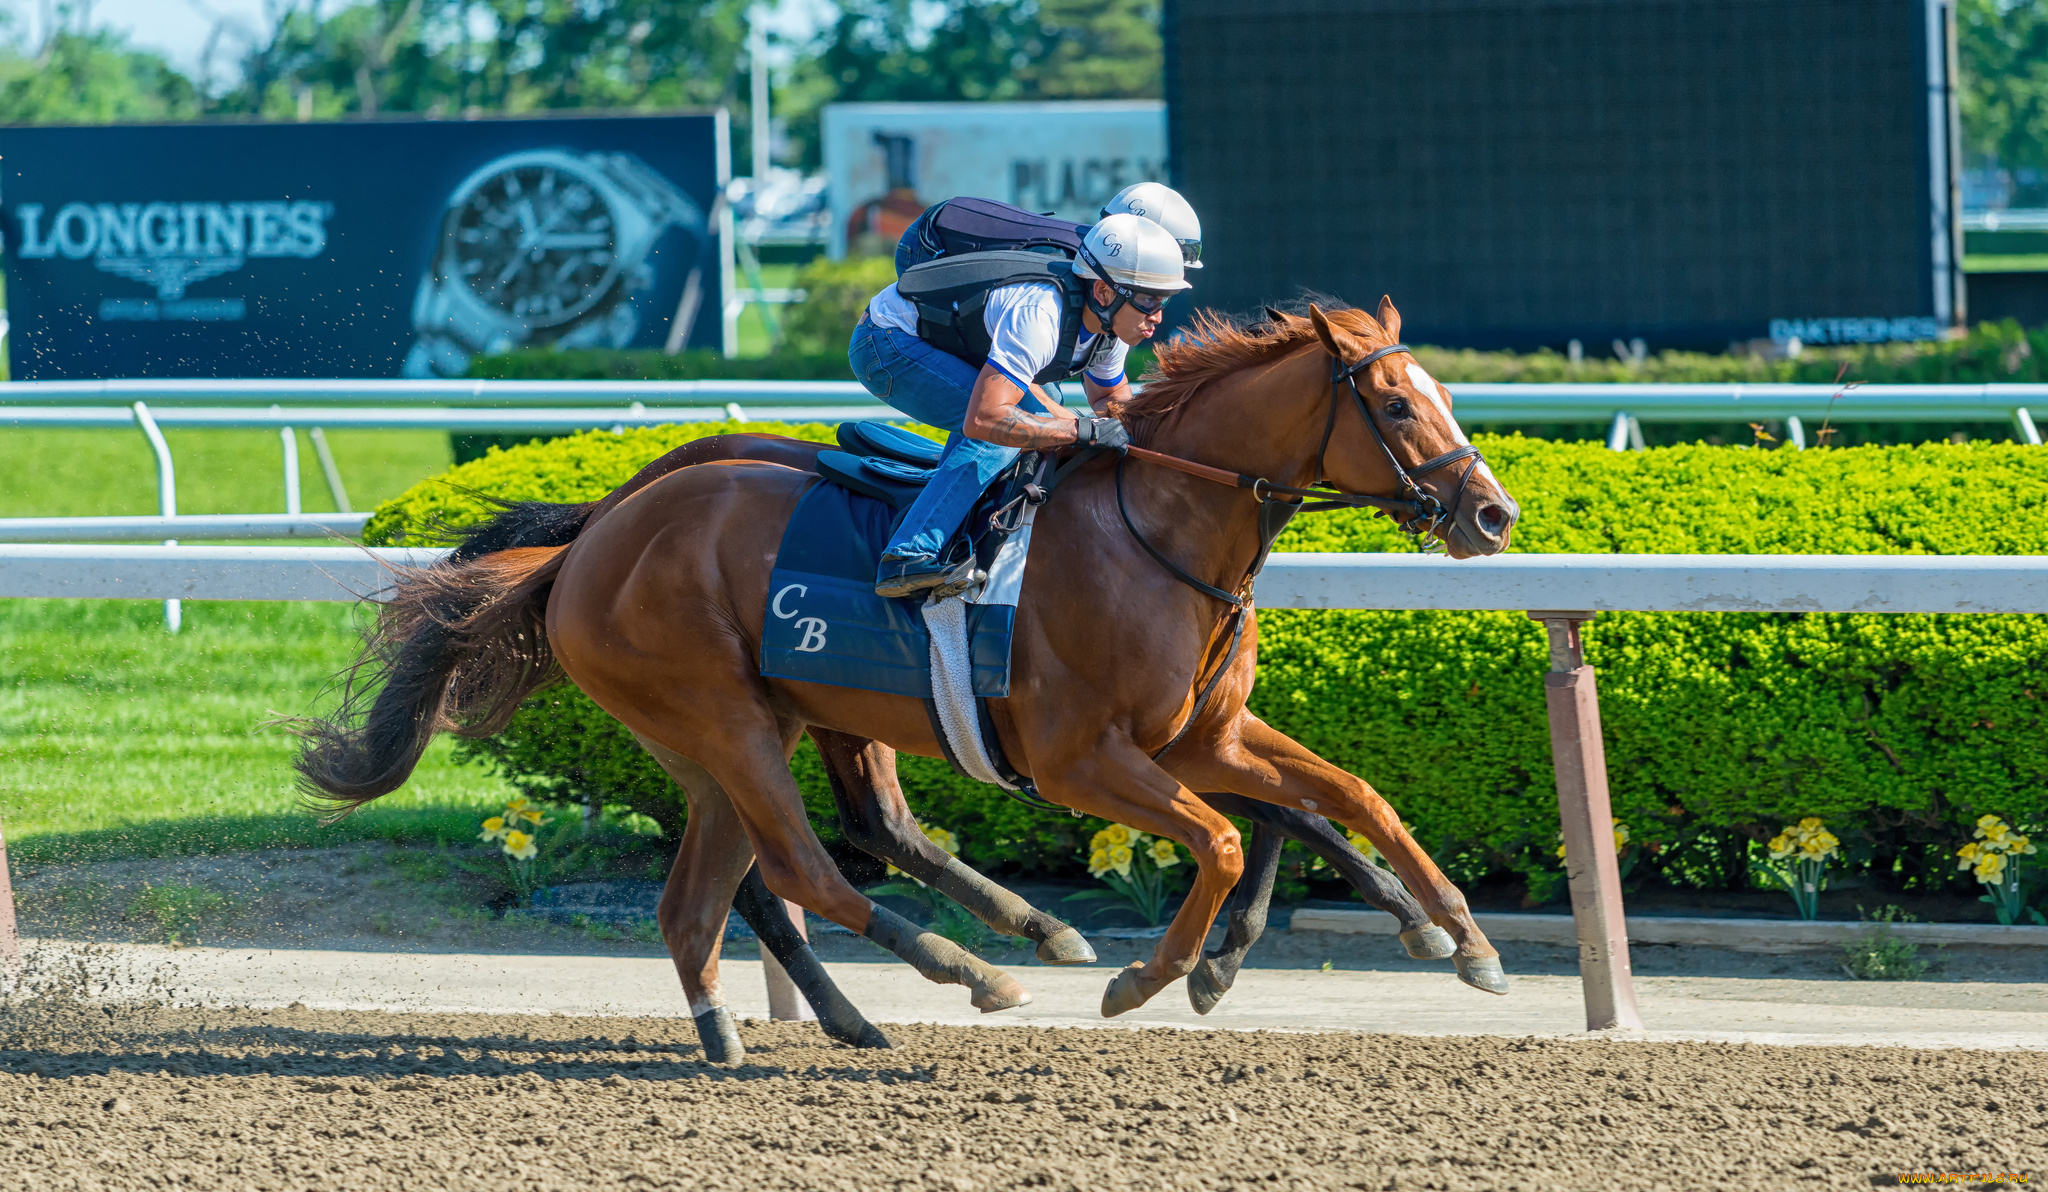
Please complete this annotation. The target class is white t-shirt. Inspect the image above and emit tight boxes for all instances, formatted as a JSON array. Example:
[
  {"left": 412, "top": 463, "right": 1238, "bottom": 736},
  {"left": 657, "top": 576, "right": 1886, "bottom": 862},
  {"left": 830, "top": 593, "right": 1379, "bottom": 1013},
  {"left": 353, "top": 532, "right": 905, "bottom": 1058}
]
[{"left": 866, "top": 280, "right": 1128, "bottom": 390}]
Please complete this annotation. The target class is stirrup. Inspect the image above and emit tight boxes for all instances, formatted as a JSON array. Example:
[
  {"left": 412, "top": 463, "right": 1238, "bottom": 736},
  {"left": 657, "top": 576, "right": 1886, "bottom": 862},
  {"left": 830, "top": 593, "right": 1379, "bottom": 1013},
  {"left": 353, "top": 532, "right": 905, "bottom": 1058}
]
[{"left": 930, "top": 558, "right": 987, "bottom": 600}]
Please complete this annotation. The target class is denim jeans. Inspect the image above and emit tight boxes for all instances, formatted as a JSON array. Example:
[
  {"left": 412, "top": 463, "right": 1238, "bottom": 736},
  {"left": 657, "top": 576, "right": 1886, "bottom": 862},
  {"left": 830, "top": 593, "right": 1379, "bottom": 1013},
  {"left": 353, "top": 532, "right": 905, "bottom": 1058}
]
[{"left": 847, "top": 316, "right": 1047, "bottom": 564}]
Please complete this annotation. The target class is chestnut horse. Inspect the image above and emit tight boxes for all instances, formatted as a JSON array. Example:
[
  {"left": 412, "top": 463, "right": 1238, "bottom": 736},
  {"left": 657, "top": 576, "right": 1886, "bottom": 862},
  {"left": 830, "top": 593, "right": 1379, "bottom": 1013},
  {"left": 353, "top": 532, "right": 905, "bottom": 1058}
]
[
  {"left": 298, "top": 299, "right": 1518, "bottom": 1056},
  {"left": 411, "top": 425, "right": 1457, "bottom": 1038}
]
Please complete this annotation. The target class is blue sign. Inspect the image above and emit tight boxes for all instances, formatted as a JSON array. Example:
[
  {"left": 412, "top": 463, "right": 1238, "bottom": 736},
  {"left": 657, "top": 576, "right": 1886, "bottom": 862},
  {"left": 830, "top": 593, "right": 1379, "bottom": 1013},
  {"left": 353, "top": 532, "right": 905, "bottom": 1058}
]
[{"left": 0, "top": 113, "right": 725, "bottom": 379}]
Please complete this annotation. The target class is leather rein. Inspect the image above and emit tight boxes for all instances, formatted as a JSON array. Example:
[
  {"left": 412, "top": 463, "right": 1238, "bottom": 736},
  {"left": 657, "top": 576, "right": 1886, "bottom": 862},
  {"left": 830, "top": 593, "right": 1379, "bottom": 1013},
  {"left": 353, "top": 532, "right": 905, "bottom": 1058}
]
[{"left": 1113, "top": 341, "right": 1488, "bottom": 610}]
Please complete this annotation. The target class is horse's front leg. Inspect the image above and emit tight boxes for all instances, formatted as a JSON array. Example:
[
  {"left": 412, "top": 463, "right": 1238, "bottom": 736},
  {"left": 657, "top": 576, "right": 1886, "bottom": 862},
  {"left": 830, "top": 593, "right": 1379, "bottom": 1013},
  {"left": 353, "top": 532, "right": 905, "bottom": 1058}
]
[
  {"left": 1032, "top": 738, "right": 1245, "bottom": 1017},
  {"left": 1196, "top": 791, "right": 1456, "bottom": 961},
  {"left": 807, "top": 727, "right": 1096, "bottom": 964},
  {"left": 1178, "top": 714, "right": 1508, "bottom": 995}
]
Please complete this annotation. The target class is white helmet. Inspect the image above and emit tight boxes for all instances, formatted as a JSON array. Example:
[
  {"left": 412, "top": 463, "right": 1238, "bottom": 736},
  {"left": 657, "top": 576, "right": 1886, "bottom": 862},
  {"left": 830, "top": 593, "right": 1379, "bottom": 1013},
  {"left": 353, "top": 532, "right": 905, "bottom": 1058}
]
[
  {"left": 1101, "top": 182, "right": 1202, "bottom": 269},
  {"left": 1073, "top": 213, "right": 1193, "bottom": 298}
]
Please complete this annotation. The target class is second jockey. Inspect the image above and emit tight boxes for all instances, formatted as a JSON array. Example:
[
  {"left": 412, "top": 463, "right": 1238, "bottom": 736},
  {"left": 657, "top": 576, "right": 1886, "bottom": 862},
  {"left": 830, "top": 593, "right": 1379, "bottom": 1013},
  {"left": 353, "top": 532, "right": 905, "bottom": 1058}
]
[{"left": 850, "top": 213, "right": 1192, "bottom": 600}]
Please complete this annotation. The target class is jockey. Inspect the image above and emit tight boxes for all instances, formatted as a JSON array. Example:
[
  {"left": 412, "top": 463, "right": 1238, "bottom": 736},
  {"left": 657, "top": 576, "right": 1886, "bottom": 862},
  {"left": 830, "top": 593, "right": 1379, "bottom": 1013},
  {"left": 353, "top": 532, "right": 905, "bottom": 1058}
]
[
  {"left": 850, "top": 213, "right": 1193, "bottom": 599},
  {"left": 1098, "top": 182, "right": 1203, "bottom": 272}
]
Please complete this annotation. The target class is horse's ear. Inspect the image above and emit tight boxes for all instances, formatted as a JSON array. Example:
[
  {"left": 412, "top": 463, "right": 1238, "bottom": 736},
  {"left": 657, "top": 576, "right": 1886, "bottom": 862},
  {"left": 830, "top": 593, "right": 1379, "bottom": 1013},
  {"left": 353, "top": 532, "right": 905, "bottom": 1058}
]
[
  {"left": 1308, "top": 303, "right": 1363, "bottom": 363},
  {"left": 1376, "top": 295, "right": 1402, "bottom": 342},
  {"left": 1263, "top": 305, "right": 1288, "bottom": 325}
]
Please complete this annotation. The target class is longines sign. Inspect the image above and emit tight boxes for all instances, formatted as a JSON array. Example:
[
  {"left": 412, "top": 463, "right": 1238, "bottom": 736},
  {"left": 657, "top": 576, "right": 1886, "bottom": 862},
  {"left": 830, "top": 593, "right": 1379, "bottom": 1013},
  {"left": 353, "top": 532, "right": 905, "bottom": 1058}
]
[
  {"left": 15, "top": 200, "right": 334, "bottom": 321},
  {"left": 0, "top": 115, "right": 723, "bottom": 379}
]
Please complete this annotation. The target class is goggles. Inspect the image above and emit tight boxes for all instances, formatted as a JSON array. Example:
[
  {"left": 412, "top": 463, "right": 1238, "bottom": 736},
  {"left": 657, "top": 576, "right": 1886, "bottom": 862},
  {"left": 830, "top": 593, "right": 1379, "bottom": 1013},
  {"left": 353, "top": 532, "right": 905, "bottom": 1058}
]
[{"left": 1177, "top": 239, "right": 1203, "bottom": 267}]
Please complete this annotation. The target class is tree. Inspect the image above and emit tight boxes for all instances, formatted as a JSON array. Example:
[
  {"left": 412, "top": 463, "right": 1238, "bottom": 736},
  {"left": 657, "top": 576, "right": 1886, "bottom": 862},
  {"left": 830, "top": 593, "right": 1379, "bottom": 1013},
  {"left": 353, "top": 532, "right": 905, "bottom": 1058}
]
[
  {"left": 0, "top": 14, "right": 202, "bottom": 125},
  {"left": 1959, "top": 0, "right": 2048, "bottom": 198},
  {"left": 1024, "top": 0, "right": 1161, "bottom": 100}
]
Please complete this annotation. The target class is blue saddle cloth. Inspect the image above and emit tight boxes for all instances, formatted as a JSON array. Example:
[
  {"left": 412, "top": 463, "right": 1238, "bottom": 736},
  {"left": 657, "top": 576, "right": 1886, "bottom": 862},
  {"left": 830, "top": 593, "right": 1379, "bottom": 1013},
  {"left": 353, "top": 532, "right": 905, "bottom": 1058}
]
[{"left": 758, "top": 470, "right": 1018, "bottom": 699}]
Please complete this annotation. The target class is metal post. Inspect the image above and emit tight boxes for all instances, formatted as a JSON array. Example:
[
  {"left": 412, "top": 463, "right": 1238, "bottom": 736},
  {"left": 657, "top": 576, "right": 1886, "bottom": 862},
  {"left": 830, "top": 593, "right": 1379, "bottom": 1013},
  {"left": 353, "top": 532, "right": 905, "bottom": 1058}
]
[
  {"left": 308, "top": 427, "right": 352, "bottom": 512},
  {"left": 276, "top": 411, "right": 301, "bottom": 514},
  {"left": 132, "top": 403, "right": 181, "bottom": 632},
  {"left": 1605, "top": 412, "right": 1630, "bottom": 452},
  {"left": 0, "top": 820, "right": 19, "bottom": 981},
  {"left": 1528, "top": 611, "right": 1643, "bottom": 1031},
  {"left": 762, "top": 899, "right": 816, "bottom": 1021},
  {"left": 2016, "top": 407, "right": 2042, "bottom": 447},
  {"left": 1784, "top": 415, "right": 1807, "bottom": 450},
  {"left": 749, "top": 7, "right": 772, "bottom": 178}
]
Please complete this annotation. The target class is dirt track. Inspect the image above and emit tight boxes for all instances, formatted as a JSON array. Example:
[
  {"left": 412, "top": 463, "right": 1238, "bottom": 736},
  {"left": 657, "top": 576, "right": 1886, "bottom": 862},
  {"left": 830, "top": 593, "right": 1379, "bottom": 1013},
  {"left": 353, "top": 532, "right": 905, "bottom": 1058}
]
[{"left": 0, "top": 999, "right": 2039, "bottom": 1192}]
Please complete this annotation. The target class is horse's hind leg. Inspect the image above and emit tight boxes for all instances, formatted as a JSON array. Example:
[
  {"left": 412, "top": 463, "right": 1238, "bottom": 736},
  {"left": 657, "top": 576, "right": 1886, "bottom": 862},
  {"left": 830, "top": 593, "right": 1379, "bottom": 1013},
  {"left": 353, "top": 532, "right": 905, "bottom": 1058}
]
[
  {"left": 729, "top": 864, "right": 892, "bottom": 1049},
  {"left": 675, "top": 714, "right": 1034, "bottom": 1014},
  {"left": 1187, "top": 818, "right": 1284, "bottom": 1015},
  {"left": 809, "top": 728, "right": 1095, "bottom": 965},
  {"left": 635, "top": 733, "right": 753, "bottom": 1061},
  {"left": 1204, "top": 791, "right": 1456, "bottom": 961}
]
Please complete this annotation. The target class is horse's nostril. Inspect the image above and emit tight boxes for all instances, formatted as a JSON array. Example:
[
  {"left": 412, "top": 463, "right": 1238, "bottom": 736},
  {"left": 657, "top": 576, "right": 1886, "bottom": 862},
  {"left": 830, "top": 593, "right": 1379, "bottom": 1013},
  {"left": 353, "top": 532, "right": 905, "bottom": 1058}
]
[{"left": 1477, "top": 503, "right": 1510, "bottom": 536}]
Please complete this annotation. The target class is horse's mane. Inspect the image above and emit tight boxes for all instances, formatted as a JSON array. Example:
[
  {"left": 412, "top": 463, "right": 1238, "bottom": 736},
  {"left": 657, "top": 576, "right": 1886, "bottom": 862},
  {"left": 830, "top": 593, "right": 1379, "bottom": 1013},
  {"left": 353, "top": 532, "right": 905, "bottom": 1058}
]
[{"left": 1111, "top": 298, "right": 1390, "bottom": 444}]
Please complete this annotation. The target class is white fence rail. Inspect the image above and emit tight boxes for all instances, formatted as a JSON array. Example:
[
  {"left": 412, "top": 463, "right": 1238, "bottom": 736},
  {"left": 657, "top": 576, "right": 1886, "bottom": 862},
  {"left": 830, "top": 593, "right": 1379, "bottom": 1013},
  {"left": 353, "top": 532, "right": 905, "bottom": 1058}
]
[
  {"left": 6, "top": 546, "right": 2046, "bottom": 614},
  {"left": 0, "top": 513, "right": 372, "bottom": 543}
]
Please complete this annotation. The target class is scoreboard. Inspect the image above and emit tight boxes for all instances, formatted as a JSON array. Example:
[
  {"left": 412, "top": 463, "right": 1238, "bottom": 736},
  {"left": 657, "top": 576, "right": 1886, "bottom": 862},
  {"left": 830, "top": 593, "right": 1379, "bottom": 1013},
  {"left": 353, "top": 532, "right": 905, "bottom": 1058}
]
[{"left": 1164, "top": 0, "right": 1961, "bottom": 351}]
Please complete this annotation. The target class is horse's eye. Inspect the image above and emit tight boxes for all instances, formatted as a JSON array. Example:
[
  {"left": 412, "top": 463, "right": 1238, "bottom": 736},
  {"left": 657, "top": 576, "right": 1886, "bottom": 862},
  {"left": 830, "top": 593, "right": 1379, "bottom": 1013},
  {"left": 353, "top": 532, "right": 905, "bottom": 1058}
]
[{"left": 1385, "top": 398, "right": 1410, "bottom": 419}]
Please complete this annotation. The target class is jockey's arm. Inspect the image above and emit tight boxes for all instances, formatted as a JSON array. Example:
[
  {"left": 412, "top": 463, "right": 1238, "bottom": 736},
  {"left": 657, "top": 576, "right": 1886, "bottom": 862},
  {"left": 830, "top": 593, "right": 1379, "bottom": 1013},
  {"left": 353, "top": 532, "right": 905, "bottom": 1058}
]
[
  {"left": 1083, "top": 372, "right": 1133, "bottom": 413},
  {"left": 963, "top": 366, "right": 1083, "bottom": 449}
]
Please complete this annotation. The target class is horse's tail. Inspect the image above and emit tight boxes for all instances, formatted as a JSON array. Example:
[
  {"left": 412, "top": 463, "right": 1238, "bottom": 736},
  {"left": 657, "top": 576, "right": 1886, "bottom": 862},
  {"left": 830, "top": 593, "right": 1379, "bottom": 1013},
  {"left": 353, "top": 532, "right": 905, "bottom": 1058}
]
[{"left": 292, "top": 525, "right": 574, "bottom": 817}]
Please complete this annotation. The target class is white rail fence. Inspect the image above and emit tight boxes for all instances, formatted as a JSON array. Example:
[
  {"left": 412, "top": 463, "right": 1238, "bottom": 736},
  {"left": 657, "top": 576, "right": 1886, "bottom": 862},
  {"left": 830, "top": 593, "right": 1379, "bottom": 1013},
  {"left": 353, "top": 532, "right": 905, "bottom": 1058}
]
[
  {"left": 4, "top": 545, "right": 2044, "bottom": 1032},
  {"left": 6, "top": 546, "right": 2046, "bottom": 613}
]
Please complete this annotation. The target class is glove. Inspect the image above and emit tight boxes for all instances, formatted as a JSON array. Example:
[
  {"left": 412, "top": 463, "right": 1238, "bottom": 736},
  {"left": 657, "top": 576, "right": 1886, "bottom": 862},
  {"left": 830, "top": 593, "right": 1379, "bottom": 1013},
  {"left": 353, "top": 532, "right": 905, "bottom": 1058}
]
[{"left": 1074, "top": 416, "right": 1132, "bottom": 452}]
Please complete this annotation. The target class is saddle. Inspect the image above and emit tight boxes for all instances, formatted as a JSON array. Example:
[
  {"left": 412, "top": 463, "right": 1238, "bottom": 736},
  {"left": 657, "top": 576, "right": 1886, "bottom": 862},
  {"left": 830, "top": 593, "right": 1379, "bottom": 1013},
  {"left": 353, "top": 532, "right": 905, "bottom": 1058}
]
[{"left": 811, "top": 421, "right": 1041, "bottom": 579}]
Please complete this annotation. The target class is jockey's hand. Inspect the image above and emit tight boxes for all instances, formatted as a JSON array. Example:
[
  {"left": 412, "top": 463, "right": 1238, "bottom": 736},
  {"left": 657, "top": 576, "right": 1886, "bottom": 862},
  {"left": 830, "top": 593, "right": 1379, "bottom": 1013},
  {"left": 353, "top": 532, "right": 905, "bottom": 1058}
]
[{"left": 1074, "top": 416, "right": 1131, "bottom": 452}]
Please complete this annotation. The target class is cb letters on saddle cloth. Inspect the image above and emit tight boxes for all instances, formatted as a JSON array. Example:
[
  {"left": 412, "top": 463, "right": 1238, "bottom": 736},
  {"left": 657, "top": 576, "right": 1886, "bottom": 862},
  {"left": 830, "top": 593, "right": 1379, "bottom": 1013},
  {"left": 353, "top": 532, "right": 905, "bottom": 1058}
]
[{"left": 759, "top": 480, "right": 1023, "bottom": 698}]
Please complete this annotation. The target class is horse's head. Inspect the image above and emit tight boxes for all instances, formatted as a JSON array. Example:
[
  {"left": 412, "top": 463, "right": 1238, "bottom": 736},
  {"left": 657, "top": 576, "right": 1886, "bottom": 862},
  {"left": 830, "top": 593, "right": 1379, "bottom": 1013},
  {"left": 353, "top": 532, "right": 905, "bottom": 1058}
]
[{"left": 1304, "top": 299, "right": 1518, "bottom": 559}]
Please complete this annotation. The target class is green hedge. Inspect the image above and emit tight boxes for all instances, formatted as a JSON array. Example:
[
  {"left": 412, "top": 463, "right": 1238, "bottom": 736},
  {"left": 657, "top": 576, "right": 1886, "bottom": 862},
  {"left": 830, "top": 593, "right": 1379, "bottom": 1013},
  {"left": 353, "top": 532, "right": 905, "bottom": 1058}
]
[{"left": 367, "top": 428, "right": 2048, "bottom": 897}]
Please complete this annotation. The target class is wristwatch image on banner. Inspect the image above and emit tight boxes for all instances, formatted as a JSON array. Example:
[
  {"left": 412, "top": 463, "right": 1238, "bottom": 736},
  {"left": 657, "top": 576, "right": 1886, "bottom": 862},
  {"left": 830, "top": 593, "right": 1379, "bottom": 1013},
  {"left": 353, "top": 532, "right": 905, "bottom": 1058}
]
[{"left": 403, "top": 148, "right": 707, "bottom": 378}]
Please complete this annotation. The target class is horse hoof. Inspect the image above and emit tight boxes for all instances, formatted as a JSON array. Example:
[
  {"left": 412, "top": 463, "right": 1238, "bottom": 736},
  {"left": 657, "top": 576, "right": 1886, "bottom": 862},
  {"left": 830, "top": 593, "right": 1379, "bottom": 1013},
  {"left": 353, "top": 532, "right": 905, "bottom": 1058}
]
[
  {"left": 1454, "top": 953, "right": 1510, "bottom": 995},
  {"left": 850, "top": 1022, "right": 894, "bottom": 1049},
  {"left": 1036, "top": 926, "right": 1097, "bottom": 966},
  {"left": 1186, "top": 958, "right": 1232, "bottom": 1016},
  {"left": 1400, "top": 925, "right": 1457, "bottom": 960},
  {"left": 820, "top": 1015, "right": 894, "bottom": 1050},
  {"left": 1101, "top": 964, "right": 1152, "bottom": 1018},
  {"left": 693, "top": 1007, "right": 744, "bottom": 1063},
  {"left": 972, "top": 976, "right": 1033, "bottom": 1013}
]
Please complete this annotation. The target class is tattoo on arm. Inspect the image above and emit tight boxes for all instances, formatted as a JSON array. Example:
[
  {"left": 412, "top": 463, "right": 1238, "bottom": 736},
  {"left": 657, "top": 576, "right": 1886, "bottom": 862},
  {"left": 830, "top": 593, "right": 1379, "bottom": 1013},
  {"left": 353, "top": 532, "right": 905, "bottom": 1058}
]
[{"left": 985, "top": 404, "right": 1080, "bottom": 449}]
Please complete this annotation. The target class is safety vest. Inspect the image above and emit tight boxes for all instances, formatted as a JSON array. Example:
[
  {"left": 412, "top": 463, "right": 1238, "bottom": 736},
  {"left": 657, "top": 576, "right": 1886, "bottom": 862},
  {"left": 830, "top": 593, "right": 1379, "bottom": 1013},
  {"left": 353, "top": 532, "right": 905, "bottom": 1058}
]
[{"left": 894, "top": 250, "right": 1116, "bottom": 386}]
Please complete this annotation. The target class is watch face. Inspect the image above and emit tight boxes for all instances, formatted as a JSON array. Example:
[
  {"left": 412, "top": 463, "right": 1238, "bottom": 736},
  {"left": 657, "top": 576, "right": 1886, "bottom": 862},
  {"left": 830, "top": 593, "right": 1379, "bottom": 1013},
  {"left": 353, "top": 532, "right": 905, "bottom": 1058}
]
[{"left": 449, "top": 161, "right": 620, "bottom": 326}]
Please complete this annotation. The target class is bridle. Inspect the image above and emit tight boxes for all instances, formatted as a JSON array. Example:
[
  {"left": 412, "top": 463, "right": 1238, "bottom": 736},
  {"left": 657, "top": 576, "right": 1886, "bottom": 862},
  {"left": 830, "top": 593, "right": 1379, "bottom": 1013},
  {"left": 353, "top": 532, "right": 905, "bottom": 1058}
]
[{"left": 1114, "top": 340, "right": 1489, "bottom": 609}]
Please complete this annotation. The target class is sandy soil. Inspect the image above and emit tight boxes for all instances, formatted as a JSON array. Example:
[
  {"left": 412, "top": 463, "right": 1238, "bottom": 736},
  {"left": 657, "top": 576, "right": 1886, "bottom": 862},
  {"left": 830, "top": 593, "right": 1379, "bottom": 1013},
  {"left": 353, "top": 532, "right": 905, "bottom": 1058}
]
[{"left": 0, "top": 999, "right": 2038, "bottom": 1192}]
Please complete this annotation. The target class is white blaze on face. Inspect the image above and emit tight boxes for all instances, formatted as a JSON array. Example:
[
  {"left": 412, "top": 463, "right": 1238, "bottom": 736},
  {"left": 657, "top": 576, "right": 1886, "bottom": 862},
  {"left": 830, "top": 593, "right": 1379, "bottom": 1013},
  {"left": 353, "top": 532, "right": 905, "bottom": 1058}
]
[{"left": 1404, "top": 360, "right": 1499, "bottom": 484}]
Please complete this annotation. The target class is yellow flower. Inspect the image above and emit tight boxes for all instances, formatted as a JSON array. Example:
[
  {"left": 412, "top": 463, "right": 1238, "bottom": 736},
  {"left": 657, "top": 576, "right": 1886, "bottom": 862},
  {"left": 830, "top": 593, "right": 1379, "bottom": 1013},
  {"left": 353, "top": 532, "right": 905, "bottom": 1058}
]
[
  {"left": 1975, "top": 852, "right": 2008, "bottom": 883},
  {"left": 1976, "top": 813, "right": 2006, "bottom": 834},
  {"left": 2012, "top": 835, "right": 2037, "bottom": 856},
  {"left": 1797, "top": 817, "right": 1825, "bottom": 833},
  {"left": 1108, "top": 844, "right": 1134, "bottom": 878},
  {"left": 1088, "top": 848, "right": 1113, "bottom": 878},
  {"left": 1099, "top": 824, "right": 1133, "bottom": 849},
  {"left": 1957, "top": 841, "right": 1982, "bottom": 868},
  {"left": 922, "top": 824, "right": 960, "bottom": 856},
  {"left": 479, "top": 816, "right": 507, "bottom": 843},
  {"left": 1149, "top": 838, "right": 1180, "bottom": 870},
  {"left": 519, "top": 809, "right": 547, "bottom": 827},
  {"left": 504, "top": 797, "right": 532, "bottom": 816},
  {"left": 1767, "top": 833, "right": 1794, "bottom": 860},
  {"left": 503, "top": 830, "right": 538, "bottom": 861}
]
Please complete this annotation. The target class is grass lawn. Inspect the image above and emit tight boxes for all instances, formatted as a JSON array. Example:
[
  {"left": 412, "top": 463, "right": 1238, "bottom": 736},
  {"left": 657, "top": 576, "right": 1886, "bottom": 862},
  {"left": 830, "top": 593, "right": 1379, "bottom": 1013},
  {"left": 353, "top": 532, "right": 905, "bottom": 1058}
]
[
  {"left": 1, "top": 426, "right": 456, "bottom": 519},
  {"left": 0, "top": 598, "right": 519, "bottom": 865},
  {"left": 0, "top": 424, "right": 523, "bottom": 864}
]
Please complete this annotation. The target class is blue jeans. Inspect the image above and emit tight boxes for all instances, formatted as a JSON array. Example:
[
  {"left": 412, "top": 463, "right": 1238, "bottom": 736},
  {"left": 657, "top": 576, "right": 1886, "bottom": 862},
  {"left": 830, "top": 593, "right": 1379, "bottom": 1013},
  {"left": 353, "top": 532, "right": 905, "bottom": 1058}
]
[{"left": 848, "top": 317, "right": 1045, "bottom": 564}]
